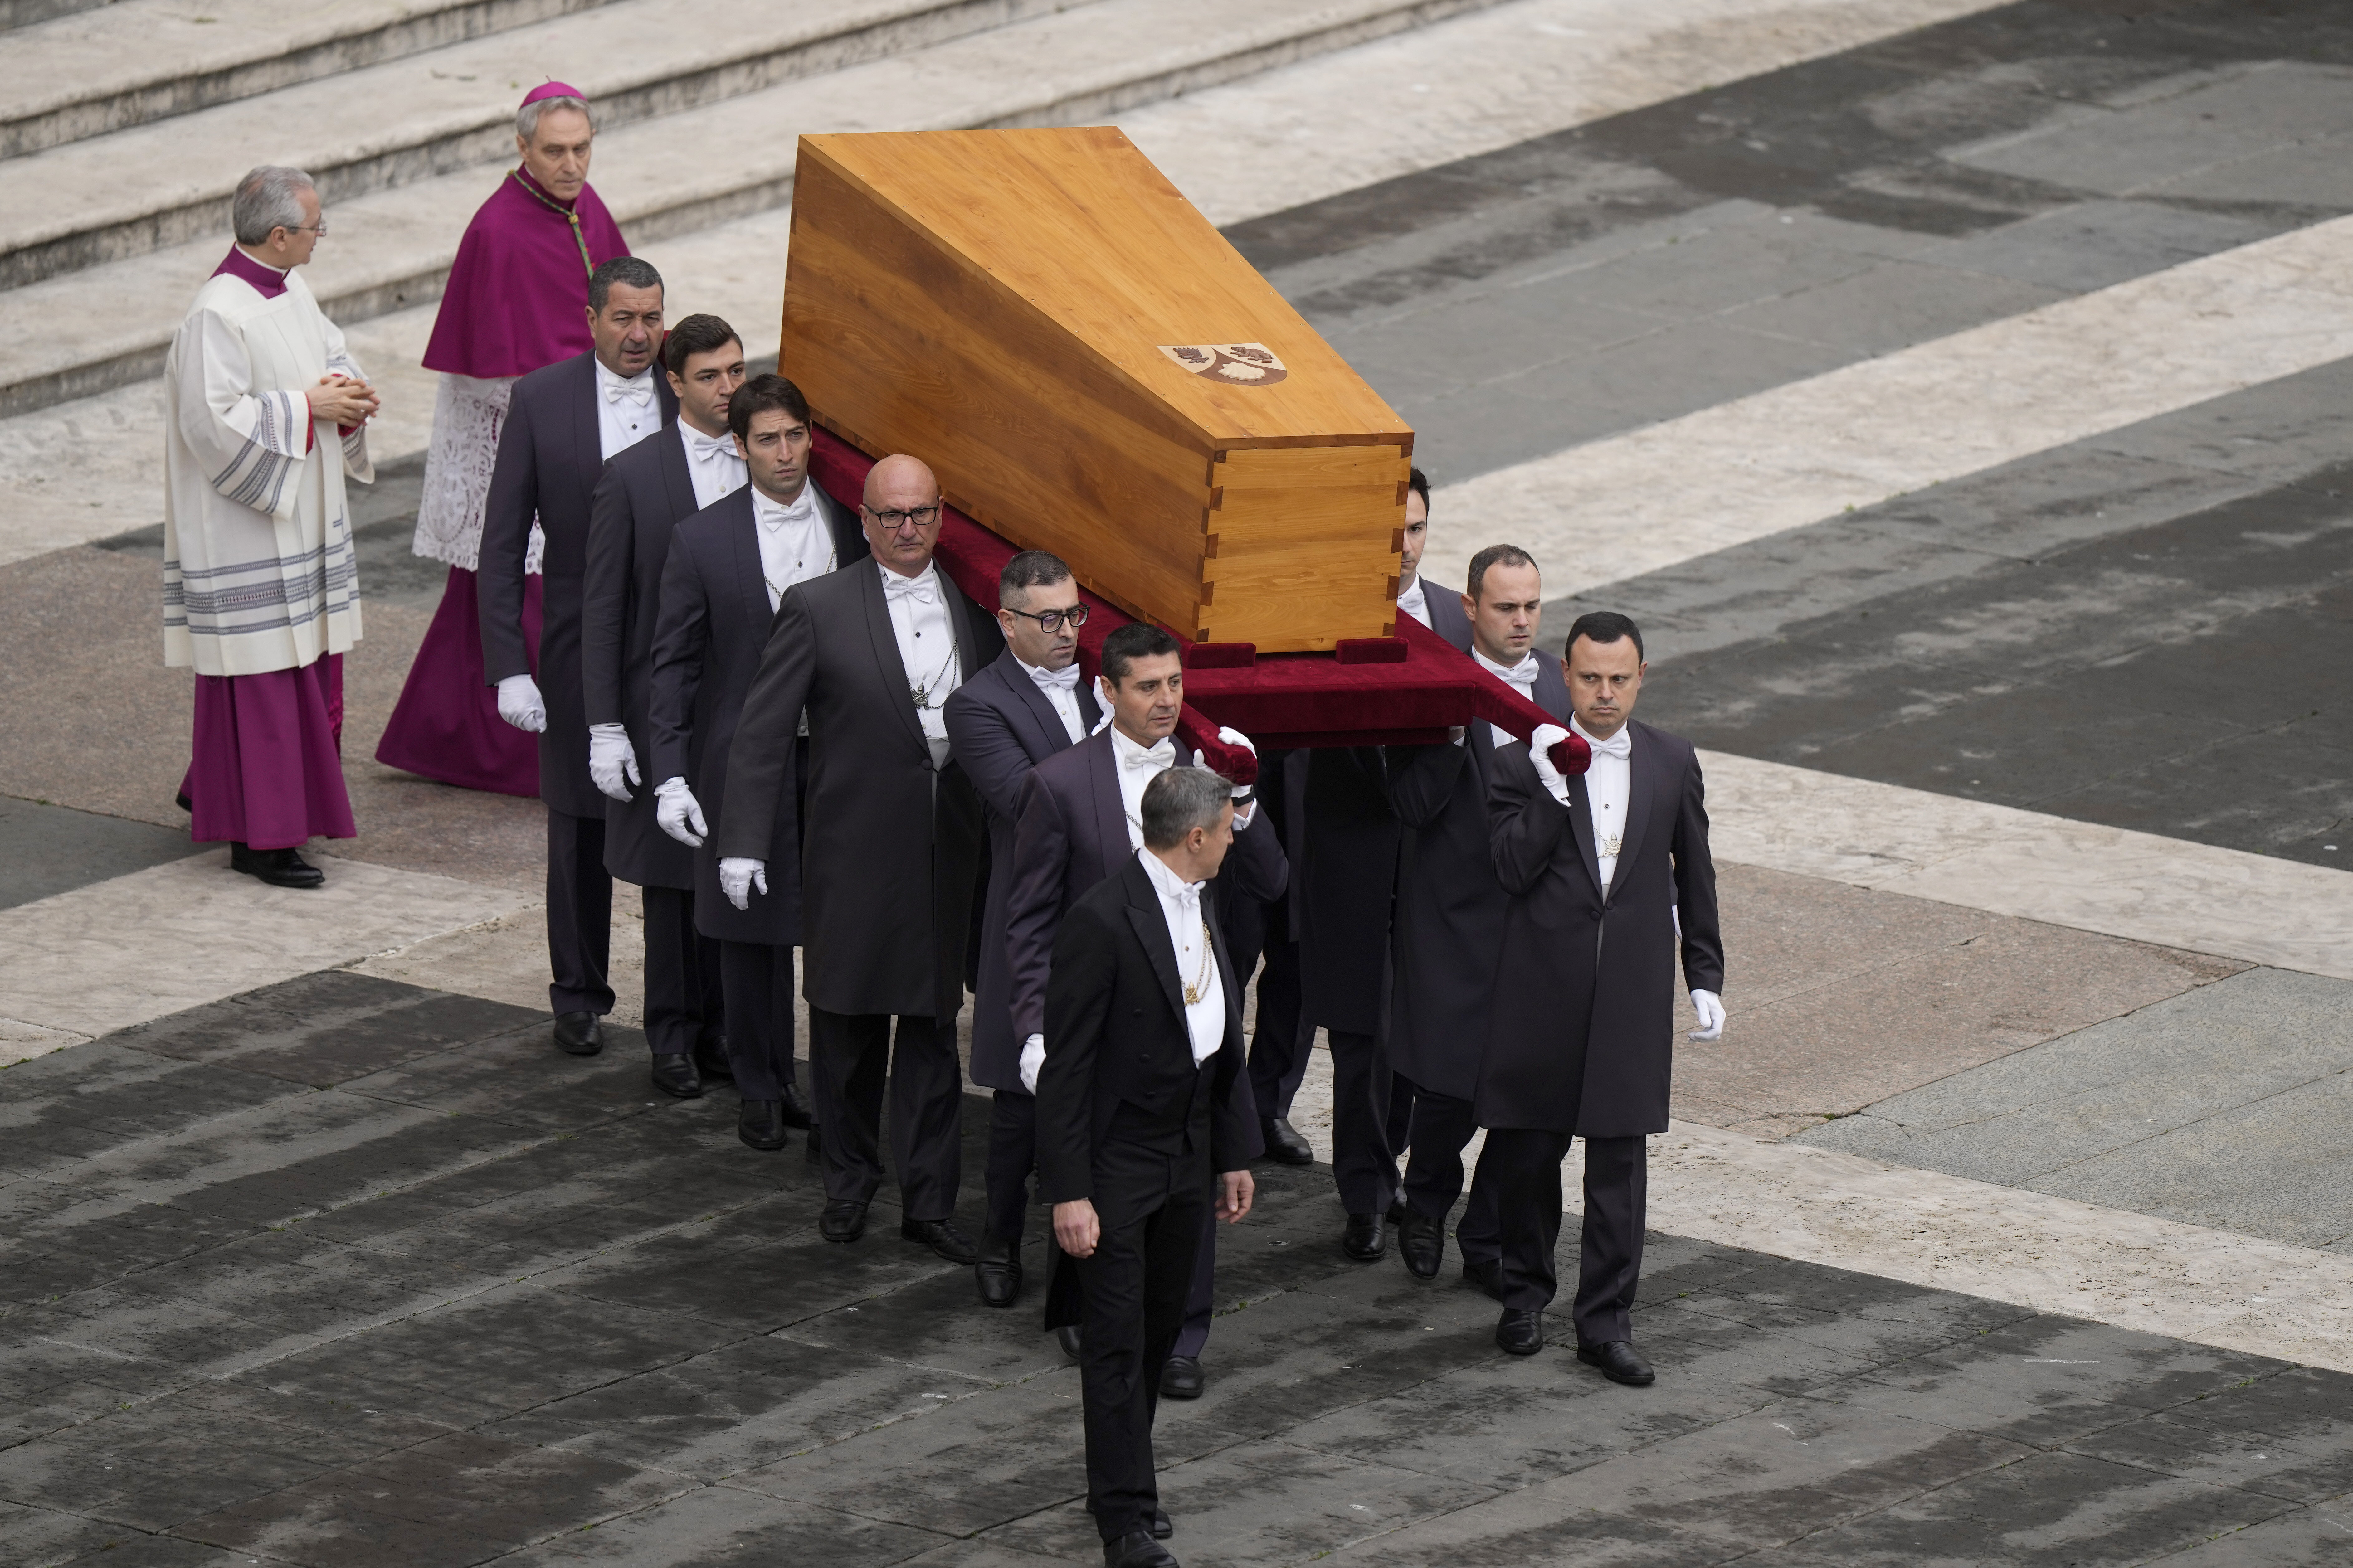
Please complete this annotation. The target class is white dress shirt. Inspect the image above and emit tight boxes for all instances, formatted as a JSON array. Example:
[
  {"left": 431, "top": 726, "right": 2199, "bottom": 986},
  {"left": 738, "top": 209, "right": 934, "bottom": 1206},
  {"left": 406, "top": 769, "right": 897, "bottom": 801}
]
[
  {"left": 1018, "top": 657, "right": 1087, "bottom": 744},
  {"left": 754, "top": 485, "right": 835, "bottom": 612},
  {"left": 1109, "top": 724, "right": 1176, "bottom": 849},
  {"left": 1137, "top": 847, "right": 1224, "bottom": 1066},
  {"left": 880, "top": 561, "right": 962, "bottom": 769},
  {"left": 680, "top": 420, "right": 747, "bottom": 511},
  {"left": 1473, "top": 646, "right": 1541, "bottom": 747},
  {"left": 592, "top": 357, "right": 661, "bottom": 462},
  {"left": 1572, "top": 715, "right": 1633, "bottom": 894},
  {"left": 1396, "top": 576, "right": 1430, "bottom": 629}
]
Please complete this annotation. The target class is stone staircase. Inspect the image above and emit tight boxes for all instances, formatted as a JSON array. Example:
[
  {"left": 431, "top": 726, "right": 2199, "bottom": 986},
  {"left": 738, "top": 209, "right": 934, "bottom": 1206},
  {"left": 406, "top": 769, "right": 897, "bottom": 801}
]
[{"left": 0, "top": 0, "right": 1505, "bottom": 418}]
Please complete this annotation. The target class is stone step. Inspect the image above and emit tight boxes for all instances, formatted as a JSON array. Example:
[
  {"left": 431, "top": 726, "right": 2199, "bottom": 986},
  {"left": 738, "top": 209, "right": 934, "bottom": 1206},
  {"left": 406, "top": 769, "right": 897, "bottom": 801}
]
[
  {"left": 0, "top": 0, "right": 110, "bottom": 30},
  {"left": 0, "top": 0, "right": 1096, "bottom": 290},
  {"left": 0, "top": 0, "right": 1505, "bottom": 416},
  {"left": 1, "top": 0, "right": 625, "bottom": 159}
]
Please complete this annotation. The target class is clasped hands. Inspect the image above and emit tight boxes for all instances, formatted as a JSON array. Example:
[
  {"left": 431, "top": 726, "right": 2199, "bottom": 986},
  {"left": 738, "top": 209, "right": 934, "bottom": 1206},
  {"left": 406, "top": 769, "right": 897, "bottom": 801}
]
[
  {"left": 306, "top": 372, "right": 378, "bottom": 429},
  {"left": 1054, "top": 1170, "right": 1253, "bottom": 1259}
]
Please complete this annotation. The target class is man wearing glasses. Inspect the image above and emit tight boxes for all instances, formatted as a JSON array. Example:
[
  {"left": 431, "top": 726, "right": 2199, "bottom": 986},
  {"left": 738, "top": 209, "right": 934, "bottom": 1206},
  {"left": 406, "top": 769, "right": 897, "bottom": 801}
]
[
  {"left": 943, "top": 551, "right": 1102, "bottom": 1308},
  {"left": 717, "top": 455, "right": 1004, "bottom": 1260}
]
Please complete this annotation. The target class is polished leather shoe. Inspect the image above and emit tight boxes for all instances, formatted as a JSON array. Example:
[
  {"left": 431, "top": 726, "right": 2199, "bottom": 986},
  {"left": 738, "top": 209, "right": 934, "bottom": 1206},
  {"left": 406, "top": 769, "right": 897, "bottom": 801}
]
[
  {"left": 1103, "top": 1530, "right": 1177, "bottom": 1568},
  {"left": 1057, "top": 1324, "right": 1083, "bottom": 1362},
  {"left": 649, "top": 1052, "right": 701, "bottom": 1099},
  {"left": 1496, "top": 1308, "right": 1544, "bottom": 1356},
  {"left": 776, "top": 1078, "right": 815, "bottom": 1129},
  {"left": 1396, "top": 1206, "right": 1443, "bottom": 1280},
  {"left": 1578, "top": 1339, "right": 1657, "bottom": 1386},
  {"left": 1152, "top": 1508, "right": 1173, "bottom": 1540},
  {"left": 552, "top": 1011, "right": 603, "bottom": 1056},
  {"left": 1461, "top": 1255, "right": 1505, "bottom": 1302},
  {"left": 975, "top": 1238, "right": 1023, "bottom": 1307},
  {"left": 1341, "top": 1210, "right": 1386, "bottom": 1262},
  {"left": 903, "top": 1215, "right": 981, "bottom": 1265},
  {"left": 1259, "top": 1116, "right": 1313, "bottom": 1165},
  {"left": 739, "top": 1100, "right": 790, "bottom": 1151},
  {"left": 691, "top": 1037, "right": 733, "bottom": 1082},
  {"left": 230, "top": 842, "right": 324, "bottom": 889},
  {"left": 1159, "top": 1355, "right": 1205, "bottom": 1400},
  {"left": 819, "top": 1199, "right": 867, "bottom": 1243}
]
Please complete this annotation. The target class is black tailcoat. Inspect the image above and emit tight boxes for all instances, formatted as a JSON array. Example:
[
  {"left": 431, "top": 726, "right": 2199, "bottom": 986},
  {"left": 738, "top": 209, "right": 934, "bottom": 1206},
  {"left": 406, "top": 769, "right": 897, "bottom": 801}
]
[
  {"left": 716, "top": 558, "right": 1005, "bottom": 1017},
  {"left": 479, "top": 350, "right": 677, "bottom": 819},
  {"left": 582, "top": 423, "right": 710, "bottom": 887},
  {"left": 1384, "top": 648, "right": 1568, "bottom": 1100},
  {"left": 1296, "top": 747, "right": 1399, "bottom": 1036},
  {"left": 942, "top": 650, "right": 1102, "bottom": 1091},
  {"left": 647, "top": 482, "right": 867, "bottom": 945},
  {"left": 1005, "top": 731, "right": 1287, "bottom": 1057},
  {"left": 1419, "top": 578, "right": 1474, "bottom": 654},
  {"left": 1477, "top": 719, "right": 1724, "bottom": 1136}
]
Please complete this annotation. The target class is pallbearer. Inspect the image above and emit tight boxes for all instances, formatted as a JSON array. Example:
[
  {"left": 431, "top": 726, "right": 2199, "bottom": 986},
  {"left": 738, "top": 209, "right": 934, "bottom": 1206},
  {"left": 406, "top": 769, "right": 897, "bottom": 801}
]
[
  {"left": 582, "top": 314, "right": 748, "bottom": 1098},
  {"left": 165, "top": 165, "right": 377, "bottom": 889},
  {"left": 650, "top": 375, "right": 867, "bottom": 1149}
]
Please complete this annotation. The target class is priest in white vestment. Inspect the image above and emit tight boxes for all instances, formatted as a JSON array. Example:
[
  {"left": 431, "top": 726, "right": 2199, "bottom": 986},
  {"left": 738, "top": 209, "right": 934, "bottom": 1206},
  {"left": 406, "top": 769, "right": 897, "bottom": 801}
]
[{"left": 165, "top": 165, "right": 378, "bottom": 889}]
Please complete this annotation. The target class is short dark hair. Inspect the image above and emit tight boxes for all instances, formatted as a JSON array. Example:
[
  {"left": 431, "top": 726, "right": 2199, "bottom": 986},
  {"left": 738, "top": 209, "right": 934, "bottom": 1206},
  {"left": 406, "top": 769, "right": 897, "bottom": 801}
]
[
  {"left": 1407, "top": 467, "right": 1430, "bottom": 510},
  {"left": 1466, "top": 543, "right": 1537, "bottom": 602},
  {"left": 1100, "top": 622, "right": 1181, "bottom": 685},
  {"left": 1565, "top": 610, "right": 1644, "bottom": 663},
  {"left": 1000, "top": 550, "right": 1073, "bottom": 605},
  {"left": 587, "top": 255, "right": 662, "bottom": 314},
  {"left": 1141, "top": 765, "right": 1230, "bottom": 851},
  {"left": 663, "top": 313, "right": 740, "bottom": 375},
  {"left": 727, "top": 372, "right": 810, "bottom": 442}
]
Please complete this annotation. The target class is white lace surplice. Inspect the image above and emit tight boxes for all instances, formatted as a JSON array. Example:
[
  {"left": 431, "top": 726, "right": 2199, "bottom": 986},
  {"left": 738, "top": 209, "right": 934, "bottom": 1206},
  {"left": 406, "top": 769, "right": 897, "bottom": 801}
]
[{"left": 413, "top": 371, "right": 543, "bottom": 573}]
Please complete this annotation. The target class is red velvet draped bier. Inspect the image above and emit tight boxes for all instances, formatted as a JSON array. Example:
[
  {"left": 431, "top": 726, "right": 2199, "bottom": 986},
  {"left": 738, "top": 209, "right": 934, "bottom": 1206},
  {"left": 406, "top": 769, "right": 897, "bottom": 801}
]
[{"left": 807, "top": 426, "right": 1591, "bottom": 778}]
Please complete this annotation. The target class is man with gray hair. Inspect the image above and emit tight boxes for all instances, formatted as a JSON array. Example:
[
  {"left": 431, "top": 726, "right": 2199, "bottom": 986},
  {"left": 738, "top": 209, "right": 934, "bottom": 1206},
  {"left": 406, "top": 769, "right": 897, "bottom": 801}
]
[{"left": 164, "top": 164, "right": 378, "bottom": 888}]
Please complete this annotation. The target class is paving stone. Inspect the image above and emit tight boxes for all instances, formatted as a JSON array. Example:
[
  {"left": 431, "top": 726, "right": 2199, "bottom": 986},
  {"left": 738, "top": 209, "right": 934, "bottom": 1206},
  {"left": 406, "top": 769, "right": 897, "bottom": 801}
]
[
  {"left": 0, "top": 798, "right": 198, "bottom": 913},
  {"left": 490, "top": 1485, "right": 948, "bottom": 1566},
  {"left": 1915, "top": 197, "right": 2285, "bottom": 292},
  {"left": 2127, "top": 1494, "right": 2353, "bottom": 1566}
]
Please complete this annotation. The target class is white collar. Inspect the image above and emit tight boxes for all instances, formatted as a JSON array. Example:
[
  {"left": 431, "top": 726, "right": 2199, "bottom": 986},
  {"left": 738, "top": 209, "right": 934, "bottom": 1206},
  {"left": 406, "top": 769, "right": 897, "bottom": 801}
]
[
  {"left": 876, "top": 559, "right": 937, "bottom": 588},
  {"left": 1110, "top": 724, "right": 1175, "bottom": 766},
  {"left": 592, "top": 357, "right": 655, "bottom": 394},
  {"left": 1474, "top": 647, "right": 1538, "bottom": 683},
  {"left": 753, "top": 483, "right": 819, "bottom": 526},
  {"left": 1396, "top": 576, "right": 1425, "bottom": 611},
  {"left": 1016, "top": 654, "right": 1082, "bottom": 691},
  {"left": 1572, "top": 715, "right": 1634, "bottom": 758},
  {"left": 1138, "top": 845, "right": 1202, "bottom": 903}
]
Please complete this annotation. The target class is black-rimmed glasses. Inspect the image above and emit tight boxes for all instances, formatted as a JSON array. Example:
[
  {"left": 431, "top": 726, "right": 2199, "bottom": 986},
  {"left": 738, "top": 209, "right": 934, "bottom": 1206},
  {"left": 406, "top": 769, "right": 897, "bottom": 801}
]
[
  {"left": 1005, "top": 604, "right": 1090, "bottom": 633},
  {"left": 865, "top": 503, "right": 942, "bottom": 530}
]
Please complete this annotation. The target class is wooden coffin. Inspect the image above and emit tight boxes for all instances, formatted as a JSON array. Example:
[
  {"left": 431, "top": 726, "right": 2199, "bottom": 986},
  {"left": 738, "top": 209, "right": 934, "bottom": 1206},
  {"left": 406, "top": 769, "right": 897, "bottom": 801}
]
[{"left": 778, "top": 127, "right": 1414, "bottom": 653}]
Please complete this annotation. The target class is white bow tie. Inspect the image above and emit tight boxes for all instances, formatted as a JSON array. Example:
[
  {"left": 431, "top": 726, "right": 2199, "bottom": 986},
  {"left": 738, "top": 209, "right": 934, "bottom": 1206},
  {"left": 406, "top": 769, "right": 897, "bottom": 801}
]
[
  {"left": 882, "top": 570, "right": 936, "bottom": 604},
  {"left": 1171, "top": 880, "right": 1203, "bottom": 914},
  {"left": 1122, "top": 739, "right": 1176, "bottom": 774},
  {"left": 602, "top": 377, "right": 653, "bottom": 407},
  {"left": 683, "top": 425, "right": 736, "bottom": 462},
  {"left": 1580, "top": 726, "right": 1632, "bottom": 760},
  {"left": 1029, "top": 662, "right": 1082, "bottom": 694},
  {"left": 1396, "top": 580, "right": 1426, "bottom": 616},
  {"left": 758, "top": 489, "right": 817, "bottom": 532},
  {"left": 1494, "top": 657, "right": 1539, "bottom": 690}
]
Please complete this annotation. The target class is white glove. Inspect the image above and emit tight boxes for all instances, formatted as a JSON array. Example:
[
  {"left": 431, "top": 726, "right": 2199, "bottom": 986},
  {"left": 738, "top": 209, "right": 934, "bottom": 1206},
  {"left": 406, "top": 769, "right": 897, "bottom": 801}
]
[
  {"left": 1528, "top": 723, "right": 1571, "bottom": 805},
  {"left": 1689, "top": 989, "right": 1725, "bottom": 1042},
  {"left": 1208, "top": 725, "right": 1257, "bottom": 799},
  {"left": 655, "top": 777, "right": 707, "bottom": 847},
  {"left": 1020, "top": 1033, "right": 1045, "bottom": 1095},
  {"left": 587, "top": 722, "right": 639, "bottom": 802},
  {"left": 719, "top": 857, "right": 767, "bottom": 910},
  {"left": 496, "top": 673, "right": 547, "bottom": 734}
]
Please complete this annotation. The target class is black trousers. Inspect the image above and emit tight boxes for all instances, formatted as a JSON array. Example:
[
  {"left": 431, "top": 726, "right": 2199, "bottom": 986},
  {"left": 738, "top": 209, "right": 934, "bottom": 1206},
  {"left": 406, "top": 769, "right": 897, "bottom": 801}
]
[
  {"left": 546, "top": 807, "right": 613, "bottom": 1017},
  {"left": 1326, "top": 1028, "right": 1396, "bottom": 1215},
  {"left": 985, "top": 1088, "right": 1038, "bottom": 1245},
  {"left": 809, "top": 1007, "right": 962, "bottom": 1220},
  {"left": 719, "top": 941, "right": 802, "bottom": 1101},
  {"left": 1398, "top": 1085, "right": 1500, "bottom": 1264},
  {"left": 640, "top": 886, "right": 721, "bottom": 1055},
  {"left": 1244, "top": 930, "right": 1308, "bottom": 1122},
  {"left": 1074, "top": 1137, "right": 1211, "bottom": 1542},
  {"left": 1483, "top": 1129, "right": 1646, "bottom": 1344},
  {"left": 1386, "top": 1071, "right": 1417, "bottom": 1164}
]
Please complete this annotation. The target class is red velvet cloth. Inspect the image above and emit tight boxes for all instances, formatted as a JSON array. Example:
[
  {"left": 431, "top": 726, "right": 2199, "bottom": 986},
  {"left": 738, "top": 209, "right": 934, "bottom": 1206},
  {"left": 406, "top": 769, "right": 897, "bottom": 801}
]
[{"left": 808, "top": 428, "right": 1589, "bottom": 777}]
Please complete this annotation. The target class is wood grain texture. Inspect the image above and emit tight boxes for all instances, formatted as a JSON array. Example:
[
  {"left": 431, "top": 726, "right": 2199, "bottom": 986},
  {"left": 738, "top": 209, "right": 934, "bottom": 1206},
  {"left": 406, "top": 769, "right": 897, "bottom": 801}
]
[{"left": 777, "top": 127, "right": 1413, "bottom": 653}]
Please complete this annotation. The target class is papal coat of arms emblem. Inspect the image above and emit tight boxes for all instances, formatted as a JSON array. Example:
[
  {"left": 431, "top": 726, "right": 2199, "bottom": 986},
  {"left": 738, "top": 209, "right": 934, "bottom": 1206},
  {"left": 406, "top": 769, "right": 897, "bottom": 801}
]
[{"left": 1157, "top": 342, "right": 1289, "bottom": 385}]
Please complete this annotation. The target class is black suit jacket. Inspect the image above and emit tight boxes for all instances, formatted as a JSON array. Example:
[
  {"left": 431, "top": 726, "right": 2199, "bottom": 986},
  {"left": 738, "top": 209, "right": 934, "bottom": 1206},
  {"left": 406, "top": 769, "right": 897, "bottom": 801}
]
[
  {"left": 647, "top": 481, "right": 867, "bottom": 945},
  {"left": 1006, "top": 729, "right": 1287, "bottom": 1057},
  {"left": 717, "top": 558, "right": 1005, "bottom": 1016},
  {"left": 1296, "top": 747, "right": 1399, "bottom": 1036},
  {"left": 1035, "top": 855, "right": 1256, "bottom": 1208},
  {"left": 479, "top": 350, "right": 678, "bottom": 819},
  {"left": 582, "top": 424, "right": 714, "bottom": 887},
  {"left": 1477, "top": 719, "right": 1724, "bottom": 1136},
  {"left": 1417, "top": 578, "right": 1473, "bottom": 654},
  {"left": 1383, "top": 648, "right": 1568, "bottom": 1100},
  {"left": 942, "top": 649, "right": 1102, "bottom": 1091}
]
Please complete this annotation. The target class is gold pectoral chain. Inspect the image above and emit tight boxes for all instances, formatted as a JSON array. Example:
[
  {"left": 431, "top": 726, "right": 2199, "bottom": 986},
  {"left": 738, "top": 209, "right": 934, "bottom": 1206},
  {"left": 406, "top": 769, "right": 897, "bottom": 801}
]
[{"left": 1182, "top": 917, "right": 1213, "bottom": 1006}]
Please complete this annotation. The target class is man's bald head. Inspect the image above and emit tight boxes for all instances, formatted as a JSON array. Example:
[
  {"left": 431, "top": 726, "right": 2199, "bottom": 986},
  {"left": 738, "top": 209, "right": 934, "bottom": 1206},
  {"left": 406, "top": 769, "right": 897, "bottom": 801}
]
[{"left": 860, "top": 453, "right": 945, "bottom": 577}]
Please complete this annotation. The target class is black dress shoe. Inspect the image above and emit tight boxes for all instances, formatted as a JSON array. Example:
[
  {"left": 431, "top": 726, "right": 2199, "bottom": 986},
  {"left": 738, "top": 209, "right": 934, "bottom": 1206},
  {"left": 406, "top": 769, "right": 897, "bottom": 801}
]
[
  {"left": 1103, "top": 1530, "right": 1177, "bottom": 1568},
  {"left": 691, "top": 1037, "right": 733, "bottom": 1082},
  {"left": 739, "top": 1100, "right": 790, "bottom": 1151},
  {"left": 1341, "top": 1211, "right": 1386, "bottom": 1262},
  {"left": 1461, "top": 1255, "right": 1504, "bottom": 1302},
  {"left": 229, "top": 842, "right": 325, "bottom": 889},
  {"left": 1386, "top": 1198, "right": 1406, "bottom": 1227},
  {"left": 1496, "top": 1309, "right": 1544, "bottom": 1356},
  {"left": 819, "top": 1199, "right": 867, "bottom": 1243},
  {"left": 552, "top": 1011, "right": 604, "bottom": 1056},
  {"left": 1577, "top": 1339, "right": 1657, "bottom": 1386},
  {"left": 1057, "top": 1324, "right": 1083, "bottom": 1361},
  {"left": 776, "top": 1078, "right": 815, "bottom": 1129},
  {"left": 975, "top": 1238, "right": 1023, "bottom": 1308},
  {"left": 1396, "top": 1206, "right": 1443, "bottom": 1280},
  {"left": 1159, "top": 1355, "right": 1204, "bottom": 1400},
  {"left": 1259, "top": 1116, "right": 1313, "bottom": 1165},
  {"left": 903, "top": 1215, "right": 981, "bottom": 1265},
  {"left": 649, "top": 1052, "right": 701, "bottom": 1099},
  {"left": 1152, "top": 1507, "right": 1173, "bottom": 1540}
]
